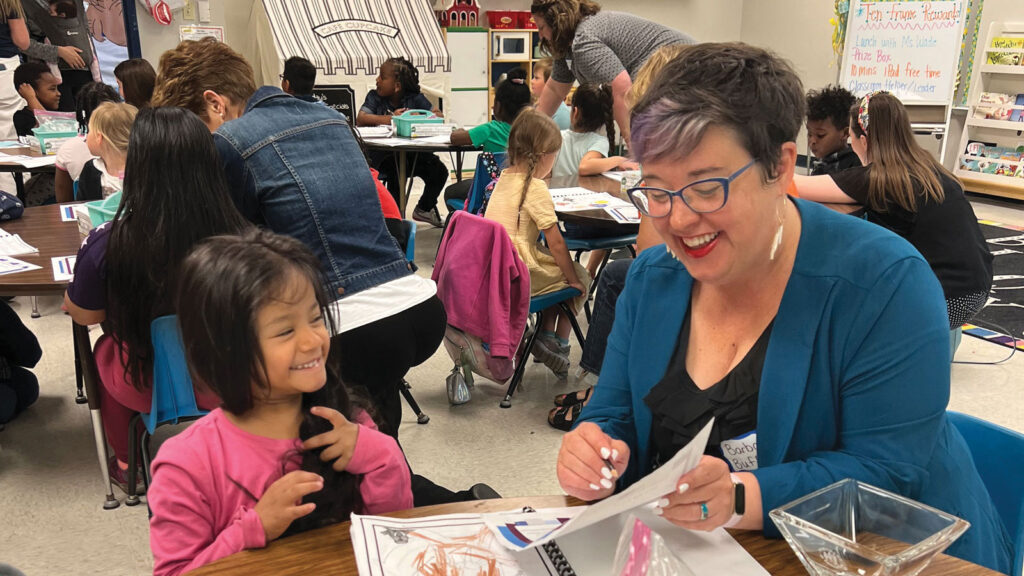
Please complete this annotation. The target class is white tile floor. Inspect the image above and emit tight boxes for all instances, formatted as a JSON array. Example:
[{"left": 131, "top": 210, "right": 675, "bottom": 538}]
[{"left": 0, "top": 188, "right": 1021, "bottom": 574}]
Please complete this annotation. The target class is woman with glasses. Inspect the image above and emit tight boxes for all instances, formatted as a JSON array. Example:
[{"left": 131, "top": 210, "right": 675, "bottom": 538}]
[{"left": 554, "top": 42, "right": 1012, "bottom": 573}]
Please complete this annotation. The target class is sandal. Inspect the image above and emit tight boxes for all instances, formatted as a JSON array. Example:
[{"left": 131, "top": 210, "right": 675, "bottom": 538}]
[
  {"left": 553, "top": 386, "right": 593, "bottom": 407},
  {"left": 548, "top": 403, "right": 583, "bottom": 432}
]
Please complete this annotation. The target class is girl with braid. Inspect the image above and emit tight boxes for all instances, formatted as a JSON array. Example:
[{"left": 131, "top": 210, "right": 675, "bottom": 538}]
[
  {"left": 357, "top": 57, "right": 449, "bottom": 227},
  {"left": 484, "top": 109, "right": 591, "bottom": 380}
]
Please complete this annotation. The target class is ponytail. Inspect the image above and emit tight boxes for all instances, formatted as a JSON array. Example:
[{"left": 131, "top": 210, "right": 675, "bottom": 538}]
[{"left": 571, "top": 84, "right": 616, "bottom": 153}]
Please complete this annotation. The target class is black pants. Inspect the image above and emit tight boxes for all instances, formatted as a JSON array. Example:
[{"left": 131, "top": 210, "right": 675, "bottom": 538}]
[
  {"left": 375, "top": 152, "right": 449, "bottom": 213},
  {"left": 0, "top": 365, "right": 39, "bottom": 424},
  {"left": 443, "top": 179, "right": 472, "bottom": 206},
  {"left": 57, "top": 69, "right": 93, "bottom": 113},
  {"left": 330, "top": 295, "right": 446, "bottom": 438}
]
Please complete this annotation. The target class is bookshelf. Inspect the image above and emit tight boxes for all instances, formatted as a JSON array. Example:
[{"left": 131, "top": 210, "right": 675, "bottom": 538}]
[
  {"left": 954, "top": 21, "right": 1024, "bottom": 201},
  {"left": 487, "top": 28, "right": 543, "bottom": 118}
]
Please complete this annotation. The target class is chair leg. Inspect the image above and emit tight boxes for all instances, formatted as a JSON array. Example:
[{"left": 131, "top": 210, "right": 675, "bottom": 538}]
[
  {"left": 503, "top": 311, "right": 543, "bottom": 408},
  {"left": 126, "top": 414, "right": 142, "bottom": 506},
  {"left": 140, "top": 429, "right": 153, "bottom": 492},
  {"left": 73, "top": 326, "right": 87, "bottom": 404},
  {"left": 30, "top": 296, "right": 39, "bottom": 318},
  {"left": 559, "top": 302, "right": 587, "bottom": 354},
  {"left": 400, "top": 380, "right": 430, "bottom": 424}
]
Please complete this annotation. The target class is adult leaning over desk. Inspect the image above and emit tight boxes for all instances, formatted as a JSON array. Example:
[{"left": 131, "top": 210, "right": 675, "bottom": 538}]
[
  {"left": 556, "top": 43, "right": 1013, "bottom": 573},
  {"left": 529, "top": 0, "right": 694, "bottom": 146}
]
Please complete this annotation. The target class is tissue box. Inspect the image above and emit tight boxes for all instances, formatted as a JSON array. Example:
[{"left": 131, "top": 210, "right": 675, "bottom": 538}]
[{"left": 30, "top": 128, "right": 77, "bottom": 155}]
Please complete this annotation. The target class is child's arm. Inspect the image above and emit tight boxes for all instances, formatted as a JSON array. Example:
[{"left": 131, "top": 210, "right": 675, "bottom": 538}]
[
  {"left": 541, "top": 224, "right": 585, "bottom": 294},
  {"left": 578, "top": 151, "right": 638, "bottom": 176},
  {"left": 356, "top": 110, "right": 393, "bottom": 126},
  {"left": 17, "top": 83, "right": 43, "bottom": 111},
  {"left": 346, "top": 422, "right": 414, "bottom": 514},
  {"left": 450, "top": 128, "right": 472, "bottom": 147}
]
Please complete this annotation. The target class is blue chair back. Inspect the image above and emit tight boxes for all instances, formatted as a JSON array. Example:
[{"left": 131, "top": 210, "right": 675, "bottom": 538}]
[
  {"left": 401, "top": 219, "right": 417, "bottom": 262},
  {"left": 72, "top": 180, "right": 79, "bottom": 200},
  {"left": 466, "top": 151, "right": 506, "bottom": 215},
  {"left": 142, "top": 315, "right": 208, "bottom": 434},
  {"left": 947, "top": 411, "right": 1024, "bottom": 576}
]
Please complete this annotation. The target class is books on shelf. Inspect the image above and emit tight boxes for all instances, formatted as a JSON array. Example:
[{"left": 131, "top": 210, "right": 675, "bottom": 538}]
[{"left": 987, "top": 37, "right": 1024, "bottom": 66}]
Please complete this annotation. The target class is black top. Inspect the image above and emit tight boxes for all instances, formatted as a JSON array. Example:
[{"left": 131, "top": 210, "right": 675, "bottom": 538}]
[
  {"left": 645, "top": 309, "right": 771, "bottom": 469},
  {"left": 830, "top": 165, "right": 993, "bottom": 300},
  {"left": 0, "top": 11, "right": 20, "bottom": 58},
  {"left": 0, "top": 299, "right": 42, "bottom": 369},
  {"left": 76, "top": 159, "right": 103, "bottom": 201},
  {"left": 810, "top": 145, "right": 861, "bottom": 176},
  {"left": 13, "top": 106, "right": 35, "bottom": 137}
]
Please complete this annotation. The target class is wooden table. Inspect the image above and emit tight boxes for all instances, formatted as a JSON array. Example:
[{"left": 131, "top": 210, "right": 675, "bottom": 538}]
[
  {"left": 363, "top": 139, "right": 479, "bottom": 215},
  {"left": 550, "top": 173, "right": 641, "bottom": 233},
  {"left": 192, "top": 495, "right": 998, "bottom": 575},
  {"left": 0, "top": 205, "right": 121, "bottom": 510},
  {"left": 0, "top": 144, "right": 56, "bottom": 202}
]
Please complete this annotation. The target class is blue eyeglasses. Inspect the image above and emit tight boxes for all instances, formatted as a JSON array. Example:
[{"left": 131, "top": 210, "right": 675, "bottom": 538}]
[{"left": 627, "top": 159, "right": 758, "bottom": 217}]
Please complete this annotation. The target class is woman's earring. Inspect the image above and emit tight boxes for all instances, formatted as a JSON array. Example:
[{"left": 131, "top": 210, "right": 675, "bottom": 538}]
[{"left": 769, "top": 199, "right": 785, "bottom": 261}]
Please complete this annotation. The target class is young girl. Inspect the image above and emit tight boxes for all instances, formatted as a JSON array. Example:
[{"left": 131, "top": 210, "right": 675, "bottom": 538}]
[
  {"left": 78, "top": 101, "right": 136, "bottom": 201},
  {"left": 796, "top": 91, "right": 992, "bottom": 348},
  {"left": 551, "top": 83, "right": 636, "bottom": 179},
  {"left": 531, "top": 59, "right": 570, "bottom": 130},
  {"left": 484, "top": 108, "right": 591, "bottom": 379},
  {"left": 446, "top": 68, "right": 532, "bottom": 205},
  {"left": 53, "top": 81, "right": 118, "bottom": 202},
  {"left": 64, "top": 107, "right": 249, "bottom": 495},
  {"left": 357, "top": 57, "right": 448, "bottom": 227},
  {"left": 149, "top": 229, "right": 412, "bottom": 576},
  {"left": 113, "top": 57, "right": 156, "bottom": 108}
]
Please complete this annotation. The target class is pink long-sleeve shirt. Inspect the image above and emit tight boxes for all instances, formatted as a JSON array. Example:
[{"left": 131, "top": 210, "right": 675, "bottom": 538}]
[{"left": 148, "top": 408, "right": 412, "bottom": 576}]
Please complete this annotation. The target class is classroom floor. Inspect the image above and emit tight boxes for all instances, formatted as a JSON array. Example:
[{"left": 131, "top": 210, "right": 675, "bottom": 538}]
[{"left": 1, "top": 185, "right": 1022, "bottom": 575}]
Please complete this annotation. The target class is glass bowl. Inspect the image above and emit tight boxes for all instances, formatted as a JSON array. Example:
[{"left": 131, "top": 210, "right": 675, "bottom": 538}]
[{"left": 769, "top": 478, "right": 969, "bottom": 576}]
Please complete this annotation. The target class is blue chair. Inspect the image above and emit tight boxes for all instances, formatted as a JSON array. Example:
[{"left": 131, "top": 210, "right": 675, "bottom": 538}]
[
  {"left": 947, "top": 411, "right": 1024, "bottom": 576},
  {"left": 564, "top": 233, "right": 637, "bottom": 320},
  {"left": 72, "top": 180, "right": 79, "bottom": 200},
  {"left": 441, "top": 152, "right": 506, "bottom": 234},
  {"left": 125, "top": 315, "right": 210, "bottom": 506},
  {"left": 400, "top": 219, "right": 417, "bottom": 262},
  {"left": 501, "top": 287, "right": 586, "bottom": 408}
]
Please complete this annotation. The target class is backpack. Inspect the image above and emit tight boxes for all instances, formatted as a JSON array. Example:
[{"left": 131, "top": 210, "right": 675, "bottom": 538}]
[{"left": 441, "top": 326, "right": 519, "bottom": 405}]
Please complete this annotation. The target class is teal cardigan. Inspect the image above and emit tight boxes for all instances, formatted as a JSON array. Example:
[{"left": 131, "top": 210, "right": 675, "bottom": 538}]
[{"left": 578, "top": 199, "right": 1012, "bottom": 573}]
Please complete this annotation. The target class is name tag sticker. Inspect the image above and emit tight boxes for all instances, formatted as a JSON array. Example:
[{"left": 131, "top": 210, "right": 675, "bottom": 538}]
[{"left": 720, "top": 431, "right": 758, "bottom": 471}]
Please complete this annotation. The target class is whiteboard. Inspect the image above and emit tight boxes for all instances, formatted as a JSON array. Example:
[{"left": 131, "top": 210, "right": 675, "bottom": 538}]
[{"left": 839, "top": 0, "right": 966, "bottom": 104}]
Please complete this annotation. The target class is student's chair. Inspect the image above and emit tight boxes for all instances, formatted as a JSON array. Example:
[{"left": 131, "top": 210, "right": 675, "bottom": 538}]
[
  {"left": 563, "top": 233, "right": 637, "bottom": 320},
  {"left": 125, "top": 315, "right": 210, "bottom": 506},
  {"left": 946, "top": 411, "right": 1024, "bottom": 576},
  {"left": 396, "top": 219, "right": 429, "bottom": 425},
  {"left": 441, "top": 152, "right": 506, "bottom": 236}
]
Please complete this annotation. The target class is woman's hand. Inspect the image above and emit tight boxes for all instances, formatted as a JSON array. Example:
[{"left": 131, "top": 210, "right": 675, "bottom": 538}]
[
  {"left": 254, "top": 470, "right": 323, "bottom": 541},
  {"left": 57, "top": 45, "right": 86, "bottom": 69},
  {"left": 655, "top": 455, "right": 734, "bottom": 531},
  {"left": 302, "top": 406, "right": 360, "bottom": 472},
  {"left": 557, "top": 422, "right": 630, "bottom": 501}
]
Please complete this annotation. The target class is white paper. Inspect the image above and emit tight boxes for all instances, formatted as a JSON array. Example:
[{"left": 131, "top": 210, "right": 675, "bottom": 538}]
[
  {"left": 51, "top": 255, "right": 75, "bottom": 281},
  {"left": 409, "top": 134, "right": 451, "bottom": 145},
  {"left": 59, "top": 204, "right": 83, "bottom": 222},
  {"left": 482, "top": 507, "right": 583, "bottom": 549},
  {"left": 357, "top": 126, "right": 394, "bottom": 139},
  {"left": 548, "top": 187, "right": 632, "bottom": 213},
  {"left": 498, "top": 419, "right": 714, "bottom": 551},
  {"left": 604, "top": 205, "right": 640, "bottom": 224},
  {"left": 365, "top": 137, "right": 422, "bottom": 148},
  {"left": 0, "top": 153, "right": 56, "bottom": 167},
  {"left": 601, "top": 171, "right": 625, "bottom": 182},
  {"left": 0, "top": 255, "right": 41, "bottom": 276},
  {"left": 0, "top": 231, "right": 38, "bottom": 256}
]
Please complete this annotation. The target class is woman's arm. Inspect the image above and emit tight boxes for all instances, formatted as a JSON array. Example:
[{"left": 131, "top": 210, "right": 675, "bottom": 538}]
[
  {"left": 792, "top": 174, "right": 857, "bottom": 204},
  {"left": 541, "top": 224, "right": 584, "bottom": 293},
  {"left": 578, "top": 151, "right": 637, "bottom": 176},
  {"left": 449, "top": 128, "right": 472, "bottom": 147},
  {"left": 608, "top": 70, "right": 633, "bottom": 146},
  {"left": 8, "top": 18, "right": 29, "bottom": 51},
  {"left": 536, "top": 78, "right": 573, "bottom": 116}
]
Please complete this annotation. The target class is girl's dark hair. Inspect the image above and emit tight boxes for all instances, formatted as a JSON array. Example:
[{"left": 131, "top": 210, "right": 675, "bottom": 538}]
[
  {"left": 570, "top": 84, "right": 615, "bottom": 153},
  {"left": 385, "top": 57, "right": 421, "bottom": 96},
  {"left": 105, "top": 107, "right": 250, "bottom": 392},
  {"left": 114, "top": 58, "right": 157, "bottom": 109},
  {"left": 176, "top": 229, "right": 363, "bottom": 533},
  {"left": 494, "top": 68, "right": 531, "bottom": 123},
  {"left": 75, "top": 82, "right": 120, "bottom": 132}
]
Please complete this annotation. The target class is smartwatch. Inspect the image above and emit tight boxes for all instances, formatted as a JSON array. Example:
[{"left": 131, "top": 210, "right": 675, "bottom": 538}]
[{"left": 725, "top": 473, "right": 745, "bottom": 528}]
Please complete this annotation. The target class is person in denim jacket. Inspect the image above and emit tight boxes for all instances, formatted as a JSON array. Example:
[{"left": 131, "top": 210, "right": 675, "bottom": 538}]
[{"left": 151, "top": 39, "right": 441, "bottom": 442}]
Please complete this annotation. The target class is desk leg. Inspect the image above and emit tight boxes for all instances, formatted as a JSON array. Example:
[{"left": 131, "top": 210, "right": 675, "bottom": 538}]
[
  {"left": 397, "top": 151, "right": 408, "bottom": 217},
  {"left": 454, "top": 151, "right": 464, "bottom": 183},
  {"left": 73, "top": 324, "right": 86, "bottom": 404},
  {"left": 405, "top": 153, "right": 419, "bottom": 212},
  {"left": 13, "top": 172, "right": 24, "bottom": 203},
  {"left": 30, "top": 295, "right": 39, "bottom": 318}
]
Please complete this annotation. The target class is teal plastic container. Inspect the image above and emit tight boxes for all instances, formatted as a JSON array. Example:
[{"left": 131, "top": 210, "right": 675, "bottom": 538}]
[
  {"left": 85, "top": 191, "right": 122, "bottom": 227},
  {"left": 391, "top": 109, "right": 442, "bottom": 138}
]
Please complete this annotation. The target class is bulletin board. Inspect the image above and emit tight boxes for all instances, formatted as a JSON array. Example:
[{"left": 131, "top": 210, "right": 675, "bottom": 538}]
[{"left": 839, "top": 0, "right": 967, "bottom": 103}]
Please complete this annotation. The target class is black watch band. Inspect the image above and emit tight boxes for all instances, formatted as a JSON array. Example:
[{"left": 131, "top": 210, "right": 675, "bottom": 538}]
[{"left": 731, "top": 473, "right": 745, "bottom": 516}]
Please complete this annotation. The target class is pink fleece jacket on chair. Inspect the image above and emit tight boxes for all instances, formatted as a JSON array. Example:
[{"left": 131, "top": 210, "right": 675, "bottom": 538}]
[{"left": 432, "top": 211, "right": 530, "bottom": 358}]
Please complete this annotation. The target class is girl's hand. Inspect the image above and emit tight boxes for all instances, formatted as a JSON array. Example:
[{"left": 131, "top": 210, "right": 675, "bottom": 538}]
[
  {"left": 393, "top": 108, "right": 408, "bottom": 116},
  {"left": 302, "top": 406, "right": 360, "bottom": 472},
  {"left": 557, "top": 422, "right": 630, "bottom": 501},
  {"left": 618, "top": 159, "right": 640, "bottom": 171},
  {"left": 17, "top": 83, "right": 35, "bottom": 101},
  {"left": 655, "top": 455, "right": 734, "bottom": 531},
  {"left": 568, "top": 280, "right": 586, "bottom": 295},
  {"left": 254, "top": 470, "right": 323, "bottom": 541}
]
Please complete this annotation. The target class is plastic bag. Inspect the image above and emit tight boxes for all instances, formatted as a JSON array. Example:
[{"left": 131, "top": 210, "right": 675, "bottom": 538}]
[
  {"left": 610, "top": 515, "right": 689, "bottom": 576},
  {"left": 32, "top": 110, "right": 77, "bottom": 133}
]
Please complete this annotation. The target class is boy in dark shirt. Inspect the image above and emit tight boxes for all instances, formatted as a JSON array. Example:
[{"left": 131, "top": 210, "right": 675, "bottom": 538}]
[
  {"left": 806, "top": 84, "right": 861, "bottom": 176},
  {"left": 13, "top": 61, "right": 61, "bottom": 137},
  {"left": 280, "top": 56, "right": 318, "bottom": 103}
]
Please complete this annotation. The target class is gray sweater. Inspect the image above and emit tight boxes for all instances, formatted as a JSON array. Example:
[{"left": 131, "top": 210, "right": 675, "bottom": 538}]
[
  {"left": 20, "top": 0, "right": 93, "bottom": 70},
  {"left": 551, "top": 11, "right": 694, "bottom": 85}
]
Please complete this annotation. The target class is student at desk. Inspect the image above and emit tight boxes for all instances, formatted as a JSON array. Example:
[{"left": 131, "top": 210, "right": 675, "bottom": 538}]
[{"left": 556, "top": 43, "right": 1013, "bottom": 574}]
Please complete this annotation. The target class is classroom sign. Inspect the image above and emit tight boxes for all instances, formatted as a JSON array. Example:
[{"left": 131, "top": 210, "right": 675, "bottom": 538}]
[{"left": 840, "top": 0, "right": 965, "bottom": 103}]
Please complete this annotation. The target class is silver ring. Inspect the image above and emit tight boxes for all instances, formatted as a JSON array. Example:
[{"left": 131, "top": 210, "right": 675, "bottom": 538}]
[{"left": 699, "top": 502, "right": 709, "bottom": 521}]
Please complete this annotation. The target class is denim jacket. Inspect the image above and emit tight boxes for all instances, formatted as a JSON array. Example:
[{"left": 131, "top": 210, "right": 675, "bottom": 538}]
[{"left": 215, "top": 87, "right": 411, "bottom": 298}]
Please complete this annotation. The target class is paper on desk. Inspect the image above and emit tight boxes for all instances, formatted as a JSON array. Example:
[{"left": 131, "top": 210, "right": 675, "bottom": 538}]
[
  {"left": 0, "top": 229, "right": 38, "bottom": 256},
  {"left": 356, "top": 125, "right": 393, "bottom": 139},
  {"left": 492, "top": 419, "right": 714, "bottom": 551},
  {"left": 549, "top": 187, "right": 631, "bottom": 212},
  {"left": 0, "top": 153, "right": 56, "bottom": 168},
  {"left": 409, "top": 134, "right": 451, "bottom": 144},
  {"left": 51, "top": 255, "right": 76, "bottom": 281},
  {"left": 0, "top": 255, "right": 41, "bottom": 276},
  {"left": 0, "top": 140, "right": 25, "bottom": 148},
  {"left": 605, "top": 205, "right": 640, "bottom": 224},
  {"left": 602, "top": 171, "right": 625, "bottom": 182},
  {"left": 366, "top": 137, "right": 421, "bottom": 148},
  {"left": 60, "top": 203, "right": 83, "bottom": 222}
]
